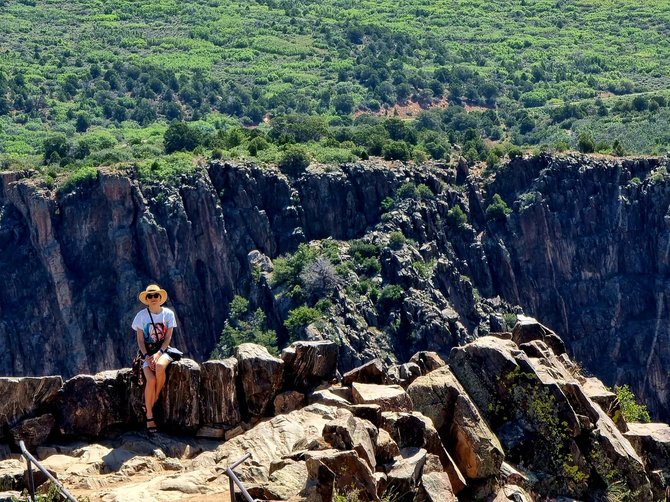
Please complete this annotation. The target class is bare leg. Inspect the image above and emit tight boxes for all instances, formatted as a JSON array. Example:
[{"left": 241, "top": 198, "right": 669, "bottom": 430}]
[
  {"left": 143, "top": 367, "right": 157, "bottom": 425},
  {"left": 154, "top": 355, "right": 171, "bottom": 402}
]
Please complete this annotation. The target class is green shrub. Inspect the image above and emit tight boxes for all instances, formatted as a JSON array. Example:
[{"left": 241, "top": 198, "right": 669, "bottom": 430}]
[
  {"left": 271, "top": 244, "right": 319, "bottom": 287},
  {"left": 248, "top": 136, "right": 269, "bottom": 155},
  {"left": 503, "top": 313, "right": 517, "bottom": 330},
  {"left": 378, "top": 284, "right": 404, "bottom": 308},
  {"left": 382, "top": 140, "right": 411, "bottom": 161},
  {"left": 507, "top": 146, "right": 523, "bottom": 160},
  {"left": 555, "top": 140, "right": 570, "bottom": 152},
  {"left": 614, "top": 384, "right": 650, "bottom": 423},
  {"left": 278, "top": 145, "right": 310, "bottom": 176},
  {"left": 485, "top": 193, "right": 512, "bottom": 221},
  {"left": 396, "top": 182, "right": 418, "bottom": 200},
  {"left": 285, "top": 306, "right": 322, "bottom": 341},
  {"left": 380, "top": 196, "right": 394, "bottom": 212},
  {"left": 412, "top": 260, "right": 434, "bottom": 279},
  {"left": 58, "top": 166, "right": 98, "bottom": 193},
  {"left": 577, "top": 131, "right": 596, "bottom": 153},
  {"left": 613, "top": 140, "right": 626, "bottom": 156},
  {"left": 416, "top": 183, "right": 434, "bottom": 199},
  {"left": 388, "top": 231, "right": 406, "bottom": 250},
  {"left": 164, "top": 121, "right": 203, "bottom": 153},
  {"left": 211, "top": 296, "right": 278, "bottom": 357},
  {"left": 446, "top": 205, "right": 468, "bottom": 228}
]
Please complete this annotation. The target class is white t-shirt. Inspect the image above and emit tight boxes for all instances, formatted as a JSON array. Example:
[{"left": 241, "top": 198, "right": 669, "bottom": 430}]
[{"left": 132, "top": 307, "right": 177, "bottom": 347}]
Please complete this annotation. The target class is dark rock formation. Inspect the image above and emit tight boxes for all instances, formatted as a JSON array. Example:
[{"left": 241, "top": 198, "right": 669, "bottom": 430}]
[
  {"left": 2, "top": 154, "right": 670, "bottom": 424},
  {"left": 0, "top": 376, "right": 62, "bottom": 440},
  {"left": 199, "top": 358, "right": 240, "bottom": 427},
  {"left": 235, "top": 343, "right": 283, "bottom": 419},
  {"left": 281, "top": 340, "right": 338, "bottom": 391}
]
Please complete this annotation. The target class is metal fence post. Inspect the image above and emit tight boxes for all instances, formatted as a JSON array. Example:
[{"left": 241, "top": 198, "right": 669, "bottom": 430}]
[
  {"left": 225, "top": 452, "right": 255, "bottom": 502},
  {"left": 18, "top": 441, "right": 78, "bottom": 502}
]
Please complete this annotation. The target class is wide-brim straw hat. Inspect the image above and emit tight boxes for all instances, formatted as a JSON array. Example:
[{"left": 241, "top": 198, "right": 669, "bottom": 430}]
[{"left": 138, "top": 284, "right": 168, "bottom": 305}]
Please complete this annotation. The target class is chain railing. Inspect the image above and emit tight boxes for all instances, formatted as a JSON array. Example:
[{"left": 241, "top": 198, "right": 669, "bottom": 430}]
[
  {"left": 225, "top": 452, "right": 256, "bottom": 502},
  {"left": 18, "top": 440, "right": 78, "bottom": 502}
]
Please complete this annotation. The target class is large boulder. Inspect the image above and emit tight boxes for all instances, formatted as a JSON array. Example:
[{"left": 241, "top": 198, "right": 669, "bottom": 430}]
[
  {"left": 511, "top": 316, "right": 566, "bottom": 356},
  {"left": 375, "top": 429, "right": 400, "bottom": 465},
  {"left": 409, "top": 351, "right": 446, "bottom": 375},
  {"left": 343, "top": 359, "right": 386, "bottom": 385},
  {"left": 381, "top": 411, "right": 466, "bottom": 493},
  {"left": 55, "top": 370, "right": 132, "bottom": 437},
  {"left": 235, "top": 343, "right": 284, "bottom": 418},
  {"left": 305, "top": 449, "right": 379, "bottom": 501},
  {"left": 625, "top": 423, "right": 670, "bottom": 499},
  {"left": 213, "top": 404, "right": 340, "bottom": 485},
  {"left": 351, "top": 383, "right": 412, "bottom": 412},
  {"left": 199, "top": 359, "right": 240, "bottom": 427},
  {"left": 407, "top": 365, "right": 503, "bottom": 481},
  {"left": 583, "top": 377, "right": 626, "bottom": 431},
  {"left": 9, "top": 414, "right": 55, "bottom": 451},
  {"left": 281, "top": 341, "right": 338, "bottom": 391},
  {"left": 274, "top": 390, "right": 306, "bottom": 415},
  {"left": 421, "top": 470, "right": 457, "bottom": 502},
  {"left": 385, "top": 447, "right": 427, "bottom": 501},
  {"left": 158, "top": 359, "right": 201, "bottom": 433},
  {"left": 386, "top": 362, "right": 422, "bottom": 388},
  {"left": 323, "top": 413, "right": 377, "bottom": 470},
  {"left": 0, "top": 376, "right": 62, "bottom": 438}
]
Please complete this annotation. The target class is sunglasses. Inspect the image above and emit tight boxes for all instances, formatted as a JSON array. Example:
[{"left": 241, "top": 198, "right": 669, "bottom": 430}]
[{"left": 146, "top": 293, "right": 161, "bottom": 299}]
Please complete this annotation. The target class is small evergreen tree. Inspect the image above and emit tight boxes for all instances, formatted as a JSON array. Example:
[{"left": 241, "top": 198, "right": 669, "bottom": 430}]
[
  {"left": 211, "top": 296, "right": 278, "bottom": 358},
  {"left": 278, "top": 146, "right": 310, "bottom": 176},
  {"left": 486, "top": 193, "right": 512, "bottom": 221},
  {"left": 447, "top": 205, "right": 468, "bottom": 228},
  {"left": 164, "top": 121, "right": 203, "bottom": 153},
  {"left": 577, "top": 131, "right": 596, "bottom": 153}
]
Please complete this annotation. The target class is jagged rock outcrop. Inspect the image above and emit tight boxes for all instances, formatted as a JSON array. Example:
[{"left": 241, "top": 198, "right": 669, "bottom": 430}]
[
  {"left": 1, "top": 325, "right": 670, "bottom": 501},
  {"left": 0, "top": 376, "right": 62, "bottom": 440}
]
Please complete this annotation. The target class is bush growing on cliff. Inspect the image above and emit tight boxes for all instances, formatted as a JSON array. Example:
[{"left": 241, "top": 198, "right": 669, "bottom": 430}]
[
  {"left": 278, "top": 146, "right": 310, "bottom": 176},
  {"left": 378, "top": 284, "right": 404, "bottom": 309},
  {"left": 388, "top": 231, "right": 406, "bottom": 250},
  {"left": 485, "top": 194, "right": 512, "bottom": 221},
  {"left": 58, "top": 166, "right": 99, "bottom": 193},
  {"left": 164, "top": 122, "right": 204, "bottom": 154},
  {"left": 614, "top": 384, "right": 650, "bottom": 423},
  {"left": 272, "top": 243, "right": 319, "bottom": 288},
  {"left": 577, "top": 131, "right": 596, "bottom": 153},
  {"left": 285, "top": 305, "right": 322, "bottom": 342},
  {"left": 446, "top": 205, "right": 468, "bottom": 228},
  {"left": 212, "top": 295, "right": 278, "bottom": 357},
  {"left": 300, "top": 255, "right": 341, "bottom": 299}
]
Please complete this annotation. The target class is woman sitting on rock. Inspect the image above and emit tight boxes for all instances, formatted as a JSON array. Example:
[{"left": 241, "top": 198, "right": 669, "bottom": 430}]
[{"left": 132, "top": 284, "right": 178, "bottom": 434}]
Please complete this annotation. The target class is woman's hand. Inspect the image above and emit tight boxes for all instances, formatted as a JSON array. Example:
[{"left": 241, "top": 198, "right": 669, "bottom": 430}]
[{"left": 145, "top": 353, "right": 155, "bottom": 371}]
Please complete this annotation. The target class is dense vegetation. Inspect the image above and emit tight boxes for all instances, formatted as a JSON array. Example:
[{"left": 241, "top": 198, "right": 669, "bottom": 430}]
[{"left": 1, "top": 0, "right": 670, "bottom": 183}]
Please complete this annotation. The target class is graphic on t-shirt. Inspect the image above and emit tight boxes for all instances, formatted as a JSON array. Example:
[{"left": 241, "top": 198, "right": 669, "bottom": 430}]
[{"left": 144, "top": 322, "right": 167, "bottom": 344}]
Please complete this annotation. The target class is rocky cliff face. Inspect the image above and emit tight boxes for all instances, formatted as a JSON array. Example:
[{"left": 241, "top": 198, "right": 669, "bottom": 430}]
[
  {"left": 1, "top": 155, "right": 669, "bottom": 421},
  {"left": 481, "top": 155, "right": 670, "bottom": 421}
]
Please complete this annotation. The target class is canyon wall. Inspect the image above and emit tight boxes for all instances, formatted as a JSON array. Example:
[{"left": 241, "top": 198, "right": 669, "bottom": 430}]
[{"left": 1, "top": 155, "right": 669, "bottom": 420}]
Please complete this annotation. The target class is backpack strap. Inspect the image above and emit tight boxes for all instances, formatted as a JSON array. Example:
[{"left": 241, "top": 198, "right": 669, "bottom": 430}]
[{"left": 146, "top": 308, "right": 164, "bottom": 354}]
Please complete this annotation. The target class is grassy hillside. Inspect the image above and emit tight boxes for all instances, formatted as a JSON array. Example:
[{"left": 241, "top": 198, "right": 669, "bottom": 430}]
[{"left": 1, "top": 0, "right": 670, "bottom": 180}]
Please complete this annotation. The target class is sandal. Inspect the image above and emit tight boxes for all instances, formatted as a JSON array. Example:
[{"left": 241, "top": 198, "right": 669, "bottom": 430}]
[{"left": 146, "top": 417, "right": 158, "bottom": 435}]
